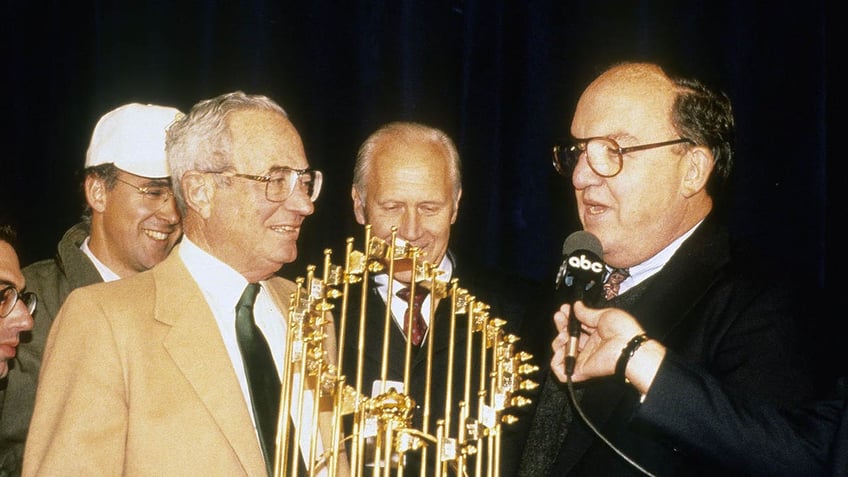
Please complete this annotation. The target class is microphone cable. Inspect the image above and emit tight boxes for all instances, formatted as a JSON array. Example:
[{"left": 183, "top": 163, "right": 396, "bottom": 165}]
[{"left": 565, "top": 372, "right": 656, "bottom": 477}]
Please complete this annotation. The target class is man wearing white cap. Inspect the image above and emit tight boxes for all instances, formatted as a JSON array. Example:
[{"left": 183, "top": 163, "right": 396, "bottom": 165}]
[{"left": 0, "top": 103, "right": 183, "bottom": 476}]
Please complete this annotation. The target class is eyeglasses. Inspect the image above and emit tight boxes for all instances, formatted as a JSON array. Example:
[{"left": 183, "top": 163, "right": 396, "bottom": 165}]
[
  {"left": 215, "top": 168, "right": 323, "bottom": 202},
  {"left": 0, "top": 286, "right": 37, "bottom": 318},
  {"left": 115, "top": 177, "right": 175, "bottom": 206},
  {"left": 552, "top": 137, "right": 694, "bottom": 178}
]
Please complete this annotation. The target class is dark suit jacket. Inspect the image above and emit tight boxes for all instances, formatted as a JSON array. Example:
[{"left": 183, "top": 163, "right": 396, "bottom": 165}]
[
  {"left": 636, "top": 352, "right": 847, "bottom": 476},
  {"left": 517, "top": 214, "right": 819, "bottom": 476},
  {"left": 338, "top": 251, "right": 542, "bottom": 475}
]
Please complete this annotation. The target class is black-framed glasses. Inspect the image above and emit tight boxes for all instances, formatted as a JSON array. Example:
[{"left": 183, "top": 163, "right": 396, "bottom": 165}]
[
  {"left": 215, "top": 168, "right": 323, "bottom": 202},
  {"left": 115, "top": 177, "right": 175, "bottom": 206},
  {"left": 0, "top": 286, "right": 37, "bottom": 318},
  {"left": 552, "top": 137, "right": 695, "bottom": 178}
]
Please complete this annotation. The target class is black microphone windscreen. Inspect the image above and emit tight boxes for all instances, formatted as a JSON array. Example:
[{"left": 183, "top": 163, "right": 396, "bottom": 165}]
[{"left": 562, "top": 231, "right": 603, "bottom": 258}]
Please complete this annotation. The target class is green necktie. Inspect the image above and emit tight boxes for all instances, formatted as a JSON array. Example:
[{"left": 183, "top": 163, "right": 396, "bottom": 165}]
[{"left": 235, "top": 283, "right": 280, "bottom": 475}]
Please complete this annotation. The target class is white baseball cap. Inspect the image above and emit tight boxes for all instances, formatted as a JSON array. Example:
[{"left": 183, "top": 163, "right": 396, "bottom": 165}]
[{"left": 85, "top": 103, "right": 184, "bottom": 178}]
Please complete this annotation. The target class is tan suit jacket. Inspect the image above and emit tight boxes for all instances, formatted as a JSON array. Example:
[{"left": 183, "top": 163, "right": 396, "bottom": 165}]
[{"left": 23, "top": 249, "right": 349, "bottom": 476}]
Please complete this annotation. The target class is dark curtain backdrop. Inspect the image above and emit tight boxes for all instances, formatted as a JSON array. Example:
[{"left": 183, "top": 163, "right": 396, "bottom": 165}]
[{"left": 2, "top": 2, "right": 835, "bottom": 342}]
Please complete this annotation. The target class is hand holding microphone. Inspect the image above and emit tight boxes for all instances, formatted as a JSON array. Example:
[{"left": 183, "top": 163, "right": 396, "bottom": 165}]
[
  {"left": 552, "top": 301, "right": 665, "bottom": 395},
  {"left": 554, "top": 231, "right": 606, "bottom": 376}
]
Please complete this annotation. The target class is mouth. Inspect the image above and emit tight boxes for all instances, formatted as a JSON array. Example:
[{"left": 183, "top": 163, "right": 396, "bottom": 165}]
[
  {"left": 581, "top": 196, "right": 609, "bottom": 216},
  {"left": 271, "top": 224, "right": 300, "bottom": 234},
  {"left": 0, "top": 342, "right": 18, "bottom": 358},
  {"left": 395, "top": 240, "right": 430, "bottom": 259},
  {"left": 585, "top": 204, "right": 608, "bottom": 215},
  {"left": 143, "top": 229, "right": 174, "bottom": 241}
]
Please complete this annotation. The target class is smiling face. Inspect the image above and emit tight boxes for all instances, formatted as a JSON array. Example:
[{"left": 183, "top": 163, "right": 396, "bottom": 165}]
[
  {"left": 569, "top": 63, "right": 712, "bottom": 268},
  {"left": 352, "top": 134, "right": 460, "bottom": 283},
  {"left": 86, "top": 171, "right": 182, "bottom": 277},
  {"left": 0, "top": 240, "right": 34, "bottom": 379},
  {"left": 202, "top": 109, "right": 314, "bottom": 282}
]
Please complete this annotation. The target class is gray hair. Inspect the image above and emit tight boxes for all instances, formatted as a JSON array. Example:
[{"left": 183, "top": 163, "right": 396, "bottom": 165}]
[
  {"left": 353, "top": 121, "right": 462, "bottom": 203},
  {"left": 166, "top": 91, "right": 287, "bottom": 215},
  {"left": 668, "top": 75, "right": 735, "bottom": 196}
]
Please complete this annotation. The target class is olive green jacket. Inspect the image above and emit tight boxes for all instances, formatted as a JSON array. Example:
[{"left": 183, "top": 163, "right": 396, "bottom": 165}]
[{"left": 0, "top": 223, "right": 101, "bottom": 477}]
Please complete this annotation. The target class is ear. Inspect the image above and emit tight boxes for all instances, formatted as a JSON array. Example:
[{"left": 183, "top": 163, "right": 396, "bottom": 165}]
[
  {"left": 351, "top": 186, "right": 367, "bottom": 225},
  {"left": 183, "top": 172, "right": 213, "bottom": 219},
  {"left": 450, "top": 188, "right": 463, "bottom": 224},
  {"left": 681, "top": 146, "right": 714, "bottom": 198},
  {"left": 84, "top": 175, "right": 108, "bottom": 213}
]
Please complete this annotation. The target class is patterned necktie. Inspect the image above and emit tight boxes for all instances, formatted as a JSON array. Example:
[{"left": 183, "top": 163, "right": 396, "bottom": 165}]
[
  {"left": 603, "top": 268, "right": 630, "bottom": 300},
  {"left": 396, "top": 286, "right": 429, "bottom": 346},
  {"left": 235, "top": 283, "right": 280, "bottom": 476}
]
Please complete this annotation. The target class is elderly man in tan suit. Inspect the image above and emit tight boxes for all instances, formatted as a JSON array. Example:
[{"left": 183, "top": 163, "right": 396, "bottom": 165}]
[{"left": 23, "top": 92, "right": 349, "bottom": 476}]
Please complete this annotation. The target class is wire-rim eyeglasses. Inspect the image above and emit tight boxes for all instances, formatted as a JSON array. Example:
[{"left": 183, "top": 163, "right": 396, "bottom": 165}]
[
  {"left": 0, "top": 286, "right": 37, "bottom": 318},
  {"left": 213, "top": 168, "right": 323, "bottom": 202}
]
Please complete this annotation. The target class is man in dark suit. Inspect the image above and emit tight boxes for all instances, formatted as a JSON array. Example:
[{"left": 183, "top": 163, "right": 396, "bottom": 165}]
[
  {"left": 341, "top": 121, "right": 540, "bottom": 475},
  {"left": 550, "top": 301, "right": 846, "bottom": 476},
  {"left": 516, "top": 62, "right": 818, "bottom": 476}
]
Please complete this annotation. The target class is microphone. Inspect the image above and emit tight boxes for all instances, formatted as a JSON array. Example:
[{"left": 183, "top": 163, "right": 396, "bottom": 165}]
[{"left": 555, "top": 231, "right": 605, "bottom": 376}]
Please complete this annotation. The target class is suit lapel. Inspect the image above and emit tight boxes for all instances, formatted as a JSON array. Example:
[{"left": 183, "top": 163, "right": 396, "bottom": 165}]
[
  {"left": 368, "top": 286, "right": 408, "bottom": 378},
  {"left": 416, "top": 297, "right": 470, "bottom": 366},
  {"left": 628, "top": 217, "right": 729, "bottom": 339},
  {"left": 152, "top": 252, "right": 267, "bottom": 476}
]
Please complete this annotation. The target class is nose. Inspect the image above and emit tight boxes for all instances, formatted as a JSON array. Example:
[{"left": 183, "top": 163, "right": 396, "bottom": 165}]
[
  {"left": 7, "top": 303, "right": 34, "bottom": 333},
  {"left": 397, "top": 210, "right": 423, "bottom": 242},
  {"left": 155, "top": 195, "right": 182, "bottom": 224},
  {"left": 286, "top": 187, "right": 316, "bottom": 216},
  {"left": 571, "top": 153, "right": 604, "bottom": 190}
]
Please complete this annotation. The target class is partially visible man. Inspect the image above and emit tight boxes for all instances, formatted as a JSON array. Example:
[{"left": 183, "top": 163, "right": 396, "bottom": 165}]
[
  {"left": 0, "top": 224, "right": 36, "bottom": 380},
  {"left": 0, "top": 103, "right": 182, "bottom": 475},
  {"left": 517, "top": 62, "right": 817, "bottom": 476},
  {"left": 551, "top": 301, "right": 846, "bottom": 476},
  {"left": 23, "top": 91, "right": 348, "bottom": 476},
  {"left": 343, "top": 121, "right": 540, "bottom": 475}
]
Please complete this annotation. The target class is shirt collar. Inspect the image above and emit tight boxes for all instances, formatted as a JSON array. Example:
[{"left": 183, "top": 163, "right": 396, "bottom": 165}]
[
  {"left": 80, "top": 236, "right": 122, "bottom": 282},
  {"left": 615, "top": 219, "right": 703, "bottom": 294},
  {"left": 178, "top": 236, "right": 250, "bottom": 312}
]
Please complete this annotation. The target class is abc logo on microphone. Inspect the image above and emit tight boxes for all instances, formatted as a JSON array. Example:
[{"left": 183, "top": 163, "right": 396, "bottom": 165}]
[{"left": 567, "top": 253, "right": 604, "bottom": 274}]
